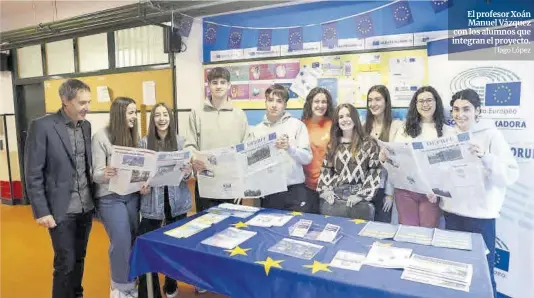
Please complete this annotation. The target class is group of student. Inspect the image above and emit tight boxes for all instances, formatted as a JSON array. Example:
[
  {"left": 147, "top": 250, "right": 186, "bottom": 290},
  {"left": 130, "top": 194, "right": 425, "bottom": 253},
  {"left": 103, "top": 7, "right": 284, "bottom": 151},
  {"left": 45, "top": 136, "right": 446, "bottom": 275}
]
[{"left": 24, "top": 66, "right": 518, "bottom": 298}]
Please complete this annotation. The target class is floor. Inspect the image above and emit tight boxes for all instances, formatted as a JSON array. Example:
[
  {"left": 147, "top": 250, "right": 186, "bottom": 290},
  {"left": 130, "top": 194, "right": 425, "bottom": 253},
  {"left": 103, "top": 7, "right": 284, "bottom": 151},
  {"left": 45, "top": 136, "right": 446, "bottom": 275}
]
[{"left": 0, "top": 203, "right": 226, "bottom": 298}]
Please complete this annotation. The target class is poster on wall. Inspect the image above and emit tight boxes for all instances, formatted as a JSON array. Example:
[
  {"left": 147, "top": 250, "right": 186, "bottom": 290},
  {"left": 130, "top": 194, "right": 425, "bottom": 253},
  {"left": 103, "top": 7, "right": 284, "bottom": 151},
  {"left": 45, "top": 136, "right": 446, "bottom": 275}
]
[
  {"left": 202, "top": 49, "right": 428, "bottom": 109},
  {"left": 428, "top": 42, "right": 534, "bottom": 298}
]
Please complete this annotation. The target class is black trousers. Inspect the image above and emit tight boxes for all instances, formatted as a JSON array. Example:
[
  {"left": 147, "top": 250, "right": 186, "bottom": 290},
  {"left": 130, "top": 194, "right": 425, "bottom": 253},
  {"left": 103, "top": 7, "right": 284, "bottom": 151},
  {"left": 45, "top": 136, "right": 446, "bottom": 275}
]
[
  {"left": 194, "top": 181, "right": 226, "bottom": 212},
  {"left": 445, "top": 212, "right": 497, "bottom": 297},
  {"left": 371, "top": 188, "right": 392, "bottom": 223},
  {"left": 261, "top": 183, "right": 314, "bottom": 213},
  {"left": 138, "top": 192, "right": 187, "bottom": 298},
  {"left": 48, "top": 211, "right": 93, "bottom": 298}
]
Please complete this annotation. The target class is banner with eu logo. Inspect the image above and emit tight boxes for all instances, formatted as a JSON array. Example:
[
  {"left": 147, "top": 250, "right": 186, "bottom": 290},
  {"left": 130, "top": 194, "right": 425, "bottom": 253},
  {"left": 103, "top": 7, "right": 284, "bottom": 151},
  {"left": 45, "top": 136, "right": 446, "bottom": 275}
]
[{"left": 485, "top": 82, "right": 521, "bottom": 106}]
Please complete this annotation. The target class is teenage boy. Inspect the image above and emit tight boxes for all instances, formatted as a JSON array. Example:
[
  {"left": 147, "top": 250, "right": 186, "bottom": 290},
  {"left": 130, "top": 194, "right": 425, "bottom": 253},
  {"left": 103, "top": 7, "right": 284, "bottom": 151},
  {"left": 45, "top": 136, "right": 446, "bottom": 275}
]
[
  {"left": 185, "top": 67, "right": 249, "bottom": 212},
  {"left": 251, "top": 84, "right": 313, "bottom": 212}
]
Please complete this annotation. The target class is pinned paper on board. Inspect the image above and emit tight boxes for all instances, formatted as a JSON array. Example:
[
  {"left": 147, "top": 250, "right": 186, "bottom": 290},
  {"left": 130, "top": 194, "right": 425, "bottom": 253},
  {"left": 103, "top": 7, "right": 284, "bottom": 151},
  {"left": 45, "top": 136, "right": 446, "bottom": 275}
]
[
  {"left": 97, "top": 86, "right": 111, "bottom": 102},
  {"left": 142, "top": 81, "right": 156, "bottom": 106}
]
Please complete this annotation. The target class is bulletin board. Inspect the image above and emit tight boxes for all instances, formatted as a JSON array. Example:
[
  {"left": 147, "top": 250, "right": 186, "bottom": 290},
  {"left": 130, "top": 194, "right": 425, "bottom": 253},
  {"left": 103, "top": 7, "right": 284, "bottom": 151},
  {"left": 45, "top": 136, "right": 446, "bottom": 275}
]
[
  {"left": 44, "top": 68, "right": 174, "bottom": 113},
  {"left": 203, "top": 49, "right": 428, "bottom": 109}
]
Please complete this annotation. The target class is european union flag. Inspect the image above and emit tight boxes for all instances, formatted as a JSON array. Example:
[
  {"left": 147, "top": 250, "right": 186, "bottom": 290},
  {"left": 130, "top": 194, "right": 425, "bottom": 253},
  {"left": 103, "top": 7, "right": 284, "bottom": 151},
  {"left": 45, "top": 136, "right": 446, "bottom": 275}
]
[
  {"left": 228, "top": 27, "right": 243, "bottom": 49},
  {"left": 179, "top": 15, "right": 193, "bottom": 37},
  {"left": 495, "top": 247, "right": 510, "bottom": 271},
  {"left": 412, "top": 142, "right": 423, "bottom": 150},
  {"left": 322, "top": 22, "right": 338, "bottom": 49},
  {"left": 257, "top": 29, "right": 272, "bottom": 51},
  {"left": 288, "top": 27, "right": 303, "bottom": 52},
  {"left": 204, "top": 23, "right": 218, "bottom": 45},
  {"left": 431, "top": 0, "right": 453, "bottom": 13},
  {"left": 355, "top": 13, "right": 374, "bottom": 38},
  {"left": 318, "top": 78, "right": 338, "bottom": 105},
  {"left": 485, "top": 82, "right": 521, "bottom": 106},
  {"left": 391, "top": 1, "right": 413, "bottom": 28}
]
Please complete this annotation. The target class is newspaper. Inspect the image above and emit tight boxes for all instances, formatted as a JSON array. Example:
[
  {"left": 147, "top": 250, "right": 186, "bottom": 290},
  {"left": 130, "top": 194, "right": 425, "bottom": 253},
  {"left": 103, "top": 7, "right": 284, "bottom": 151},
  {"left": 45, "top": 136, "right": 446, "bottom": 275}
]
[
  {"left": 246, "top": 213, "right": 293, "bottom": 227},
  {"left": 201, "top": 227, "right": 257, "bottom": 249},
  {"left": 358, "top": 221, "right": 399, "bottom": 240},
  {"left": 377, "top": 140, "right": 433, "bottom": 194},
  {"left": 401, "top": 254, "right": 473, "bottom": 292},
  {"left": 268, "top": 238, "right": 324, "bottom": 260},
  {"left": 197, "top": 133, "right": 287, "bottom": 199},
  {"left": 393, "top": 225, "right": 435, "bottom": 246},
  {"left": 207, "top": 203, "right": 260, "bottom": 219},
  {"left": 378, "top": 132, "right": 486, "bottom": 201},
  {"left": 108, "top": 146, "right": 191, "bottom": 195},
  {"left": 329, "top": 250, "right": 366, "bottom": 271},
  {"left": 364, "top": 242, "right": 413, "bottom": 269},
  {"left": 164, "top": 213, "right": 228, "bottom": 239},
  {"left": 431, "top": 229, "right": 473, "bottom": 251}
]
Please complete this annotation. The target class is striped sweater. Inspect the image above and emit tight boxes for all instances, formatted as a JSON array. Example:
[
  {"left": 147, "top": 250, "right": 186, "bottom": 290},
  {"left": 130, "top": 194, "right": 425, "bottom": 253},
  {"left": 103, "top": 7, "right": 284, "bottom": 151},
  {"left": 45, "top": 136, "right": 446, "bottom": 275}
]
[{"left": 317, "top": 138, "right": 382, "bottom": 201}]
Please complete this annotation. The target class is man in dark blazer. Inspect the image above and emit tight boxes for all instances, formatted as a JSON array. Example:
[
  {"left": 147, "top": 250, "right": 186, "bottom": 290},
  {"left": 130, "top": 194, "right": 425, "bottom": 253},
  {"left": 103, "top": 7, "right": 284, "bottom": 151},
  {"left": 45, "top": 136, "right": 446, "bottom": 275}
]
[{"left": 24, "top": 79, "right": 94, "bottom": 298}]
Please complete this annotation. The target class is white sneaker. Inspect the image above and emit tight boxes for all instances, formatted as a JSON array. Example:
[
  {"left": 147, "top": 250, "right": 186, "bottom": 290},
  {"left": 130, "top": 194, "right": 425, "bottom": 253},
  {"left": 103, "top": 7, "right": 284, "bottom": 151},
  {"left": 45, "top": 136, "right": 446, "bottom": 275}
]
[
  {"left": 110, "top": 288, "right": 138, "bottom": 298},
  {"left": 165, "top": 290, "right": 178, "bottom": 298},
  {"left": 196, "top": 288, "right": 207, "bottom": 294}
]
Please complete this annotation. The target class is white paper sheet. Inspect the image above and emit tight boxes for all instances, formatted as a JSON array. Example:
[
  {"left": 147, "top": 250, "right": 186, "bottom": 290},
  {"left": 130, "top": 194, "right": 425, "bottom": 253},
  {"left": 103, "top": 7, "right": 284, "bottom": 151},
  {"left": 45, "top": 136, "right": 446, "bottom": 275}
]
[
  {"left": 201, "top": 227, "right": 257, "bottom": 249},
  {"left": 97, "top": 86, "right": 110, "bottom": 102},
  {"left": 142, "top": 81, "right": 156, "bottom": 106},
  {"left": 329, "top": 250, "right": 366, "bottom": 271}
]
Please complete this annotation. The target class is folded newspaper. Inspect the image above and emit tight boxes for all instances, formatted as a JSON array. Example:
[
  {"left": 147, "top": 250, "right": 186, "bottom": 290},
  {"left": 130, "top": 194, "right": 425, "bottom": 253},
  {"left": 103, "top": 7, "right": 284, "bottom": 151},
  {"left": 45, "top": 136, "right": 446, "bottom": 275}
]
[
  {"left": 364, "top": 242, "right": 413, "bottom": 269},
  {"left": 109, "top": 145, "right": 191, "bottom": 195},
  {"left": 246, "top": 213, "right": 293, "bottom": 227},
  {"left": 207, "top": 203, "right": 260, "bottom": 219},
  {"left": 165, "top": 213, "right": 228, "bottom": 239},
  {"left": 196, "top": 133, "right": 288, "bottom": 199},
  {"left": 201, "top": 227, "right": 257, "bottom": 249},
  {"left": 401, "top": 254, "right": 473, "bottom": 292}
]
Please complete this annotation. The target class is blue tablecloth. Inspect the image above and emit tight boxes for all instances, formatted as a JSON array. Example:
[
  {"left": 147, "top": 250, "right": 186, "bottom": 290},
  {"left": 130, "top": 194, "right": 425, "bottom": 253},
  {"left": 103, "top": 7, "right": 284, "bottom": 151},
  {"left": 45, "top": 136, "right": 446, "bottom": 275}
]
[{"left": 129, "top": 209, "right": 493, "bottom": 298}]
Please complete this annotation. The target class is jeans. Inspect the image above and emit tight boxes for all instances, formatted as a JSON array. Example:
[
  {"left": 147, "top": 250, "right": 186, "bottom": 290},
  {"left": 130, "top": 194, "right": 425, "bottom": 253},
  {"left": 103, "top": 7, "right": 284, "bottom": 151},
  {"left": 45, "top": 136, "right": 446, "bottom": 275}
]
[
  {"left": 49, "top": 211, "right": 93, "bottom": 298},
  {"left": 97, "top": 193, "right": 140, "bottom": 292},
  {"left": 445, "top": 212, "right": 497, "bottom": 297},
  {"left": 138, "top": 193, "right": 187, "bottom": 298},
  {"left": 394, "top": 188, "right": 440, "bottom": 228}
]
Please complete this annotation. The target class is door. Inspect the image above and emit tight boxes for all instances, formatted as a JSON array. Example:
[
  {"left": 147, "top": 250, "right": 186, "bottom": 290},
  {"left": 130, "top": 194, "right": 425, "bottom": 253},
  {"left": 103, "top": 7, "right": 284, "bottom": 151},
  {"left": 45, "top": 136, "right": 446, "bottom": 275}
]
[{"left": 15, "top": 83, "right": 46, "bottom": 202}]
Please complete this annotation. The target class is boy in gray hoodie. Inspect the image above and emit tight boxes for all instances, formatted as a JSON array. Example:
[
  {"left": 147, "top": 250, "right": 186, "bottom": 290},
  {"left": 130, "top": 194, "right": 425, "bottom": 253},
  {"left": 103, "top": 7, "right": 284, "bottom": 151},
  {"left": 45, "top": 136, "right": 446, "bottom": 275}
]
[
  {"left": 185, "top": 67, "right": 250, "bottom": 211},
  {"left": 251, "top": 84, "right": 313, "bottom": 212}
]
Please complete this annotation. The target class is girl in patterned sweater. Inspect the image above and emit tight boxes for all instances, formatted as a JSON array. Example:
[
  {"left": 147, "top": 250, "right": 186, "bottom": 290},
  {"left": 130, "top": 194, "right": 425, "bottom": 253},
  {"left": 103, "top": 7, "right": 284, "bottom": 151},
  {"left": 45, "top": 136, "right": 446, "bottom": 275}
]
[{"left": 317, "top": 103, "right": 382, "bottom": 219}]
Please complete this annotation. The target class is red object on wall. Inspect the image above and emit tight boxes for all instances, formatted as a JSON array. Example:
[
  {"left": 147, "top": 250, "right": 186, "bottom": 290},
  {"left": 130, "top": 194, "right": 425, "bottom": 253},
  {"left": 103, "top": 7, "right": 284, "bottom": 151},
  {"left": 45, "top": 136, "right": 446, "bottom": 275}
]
[{"left": 0, "top": 180, "right": 23, "bottom": 200}]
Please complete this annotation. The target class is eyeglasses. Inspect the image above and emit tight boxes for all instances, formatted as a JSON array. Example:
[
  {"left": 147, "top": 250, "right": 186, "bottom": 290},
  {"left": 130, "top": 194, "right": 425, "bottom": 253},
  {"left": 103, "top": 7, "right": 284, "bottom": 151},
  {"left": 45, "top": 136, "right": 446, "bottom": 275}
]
[{"left": 417, "top": 98, "right": 435, "bottom": 105}]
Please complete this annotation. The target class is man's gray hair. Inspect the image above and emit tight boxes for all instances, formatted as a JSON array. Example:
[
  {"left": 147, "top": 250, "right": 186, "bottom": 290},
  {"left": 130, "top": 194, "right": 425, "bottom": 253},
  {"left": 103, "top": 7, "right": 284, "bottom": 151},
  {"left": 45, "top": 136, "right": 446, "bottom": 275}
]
[{"left": 59, "top": 79, "right": 91, "bottom": 101}]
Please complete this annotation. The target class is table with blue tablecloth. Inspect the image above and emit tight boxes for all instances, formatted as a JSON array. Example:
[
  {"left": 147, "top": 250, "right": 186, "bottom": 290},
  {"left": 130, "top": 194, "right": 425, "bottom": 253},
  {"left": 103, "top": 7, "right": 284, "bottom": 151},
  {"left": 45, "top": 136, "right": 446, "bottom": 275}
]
[{"left": 129, "top": 208, "right": 493, "bottom": 298}]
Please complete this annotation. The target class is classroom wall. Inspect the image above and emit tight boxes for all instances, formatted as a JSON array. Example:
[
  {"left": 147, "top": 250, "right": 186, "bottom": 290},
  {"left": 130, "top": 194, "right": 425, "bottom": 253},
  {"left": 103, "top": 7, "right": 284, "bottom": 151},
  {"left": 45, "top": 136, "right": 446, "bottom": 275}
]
[{"left": 175, "top": 19, "right": 205, "bottom": 136}]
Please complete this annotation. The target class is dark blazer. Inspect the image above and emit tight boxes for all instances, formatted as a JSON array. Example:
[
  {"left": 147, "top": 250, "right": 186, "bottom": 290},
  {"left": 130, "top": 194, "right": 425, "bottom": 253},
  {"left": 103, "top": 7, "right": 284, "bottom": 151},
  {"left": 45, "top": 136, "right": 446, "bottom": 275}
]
[{"left": 24, "top": 110, "right": 94, "bottom": 224}]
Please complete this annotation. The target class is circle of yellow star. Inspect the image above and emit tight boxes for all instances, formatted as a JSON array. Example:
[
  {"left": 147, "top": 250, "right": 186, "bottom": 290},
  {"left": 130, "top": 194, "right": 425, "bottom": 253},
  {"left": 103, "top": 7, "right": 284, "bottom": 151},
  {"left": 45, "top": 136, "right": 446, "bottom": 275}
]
[
  {"left": 255, "top": 257, "right": 284, "bottom": 276},
  {"left": 290, "top": 211, "right": 303, "bottom": 216},
  {"left": 225, "top": 246, "right": 251, "bottom": 257},
  {"left": 303, "top": 260, "right": 332, "bottom": 274},
  {"left": 349, "top": 219, "right": 367, "bottom": 224},
  {"left": 232, "top": 221, "right": 249, "bottom": 229}
]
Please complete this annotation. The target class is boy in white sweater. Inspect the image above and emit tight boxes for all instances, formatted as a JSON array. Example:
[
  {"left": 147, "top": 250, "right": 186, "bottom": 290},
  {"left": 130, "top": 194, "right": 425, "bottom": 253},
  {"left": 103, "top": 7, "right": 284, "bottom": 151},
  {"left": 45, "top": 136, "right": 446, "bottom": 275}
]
[{"left": 251, "top": 84, "right": 313, "bottom": 212}]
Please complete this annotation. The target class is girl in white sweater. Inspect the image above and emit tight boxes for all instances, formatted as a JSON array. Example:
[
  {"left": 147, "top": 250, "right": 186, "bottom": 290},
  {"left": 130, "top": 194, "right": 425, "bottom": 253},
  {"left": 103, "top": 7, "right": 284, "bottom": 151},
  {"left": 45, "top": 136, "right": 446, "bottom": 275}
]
[
  {"left": 443, "top": 88, "right": 519, "bottom": 296},
  {"left": 391, "top": 86, "right": 455, "bottom": 228}
]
